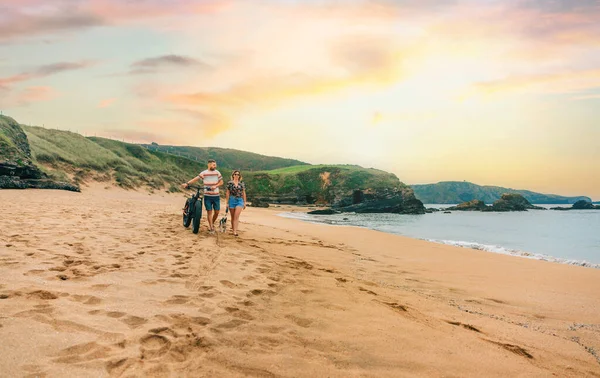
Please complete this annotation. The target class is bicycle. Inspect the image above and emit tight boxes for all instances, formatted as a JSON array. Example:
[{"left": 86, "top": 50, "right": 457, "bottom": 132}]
[{"left": 182, "top": 186, "right": 203, "bottom": 234}]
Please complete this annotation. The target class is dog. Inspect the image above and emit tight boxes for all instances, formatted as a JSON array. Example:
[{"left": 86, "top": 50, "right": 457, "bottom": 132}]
[{"left": 218, "top": 207, "right": 229, "bottom": 233}]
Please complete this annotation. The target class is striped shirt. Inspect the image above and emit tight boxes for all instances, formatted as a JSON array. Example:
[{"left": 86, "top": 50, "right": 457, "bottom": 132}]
[{"left": 198, "top": 169, "right": 222, "bottom": 196}]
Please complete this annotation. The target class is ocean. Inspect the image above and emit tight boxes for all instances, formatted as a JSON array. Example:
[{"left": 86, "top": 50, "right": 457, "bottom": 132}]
[{"left": 279, "top": 205, "right": 600, "bottom": 269}]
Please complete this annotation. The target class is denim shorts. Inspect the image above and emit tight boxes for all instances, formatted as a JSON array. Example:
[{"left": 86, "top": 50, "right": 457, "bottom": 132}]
[
  {"left": 228, "top": 197, "right": 245, "bottom": 208},
  {"left": 204, "top": 195, "right": 220, "bottom": 211}
]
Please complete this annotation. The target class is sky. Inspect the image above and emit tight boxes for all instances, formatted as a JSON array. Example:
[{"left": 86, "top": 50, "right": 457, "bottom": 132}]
[{"left": 1, "top": 0, "right": 599, "bottom": 199}]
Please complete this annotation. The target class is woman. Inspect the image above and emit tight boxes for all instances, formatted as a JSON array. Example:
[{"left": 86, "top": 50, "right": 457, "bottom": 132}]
[{"left": 225, "top": 170, "right": 247, "bottom": 236}]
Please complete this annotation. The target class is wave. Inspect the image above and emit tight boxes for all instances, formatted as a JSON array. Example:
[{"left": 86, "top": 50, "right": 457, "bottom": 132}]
[{"left": 421, "top": 239, "right": 599, "bottom": 269}]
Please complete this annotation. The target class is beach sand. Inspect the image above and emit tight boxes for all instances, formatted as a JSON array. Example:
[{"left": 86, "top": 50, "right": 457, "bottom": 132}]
[{"left": 1, "top": 187, "right": 599, "bottom": 377}]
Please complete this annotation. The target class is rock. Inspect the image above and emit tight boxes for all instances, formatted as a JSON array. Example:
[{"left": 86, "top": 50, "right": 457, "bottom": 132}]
[
  {"left": 425, "top": 208, "right": 440, "bottom": 213},
  {"left": 0, "top": 176, "right": 80, "bottom": 192},
  {"left": 489, "top": 194, "right": 545, "bottom": 211},
  {"left": 445, "top": 194, "right": 545, "bottom": 212},
  {"left": 1, "top": 115, "right": 80, "bottom": 192},
  {"left": 446, "top": 199, "right": 488, "bottom": 211},
  {"left": 332, "top": 187, "right": 426, "bottom": 214},
  {"left": 307, "top": 209, "right": 338, "bottom": 215},
  {"left": 248, "top": 197, "right": 269, "bottom": 208},
  {"left": 572, "top": 200, "right": 597, "bottom": 210},
  {"left": 443, "top": 211, "right": 451, "bottom": 214},
  {"left": 552, "top": 200, "right": 600, "bottom": 210}
]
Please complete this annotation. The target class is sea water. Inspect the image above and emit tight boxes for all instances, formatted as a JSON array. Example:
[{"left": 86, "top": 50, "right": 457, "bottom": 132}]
[{"left": 279, "top": 205, "right": 600, "bottom": 268}]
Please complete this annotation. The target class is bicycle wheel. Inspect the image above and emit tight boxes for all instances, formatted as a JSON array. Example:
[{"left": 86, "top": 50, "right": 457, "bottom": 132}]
[
  {"left": 192, "top": 200, "right": 203, "bottom": 234},
  {"left": 183, "top": 199, "right": 192, "bottom": 228}
]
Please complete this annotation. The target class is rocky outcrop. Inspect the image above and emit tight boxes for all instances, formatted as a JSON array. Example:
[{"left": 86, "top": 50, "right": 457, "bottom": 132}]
[
  {"left": 445, "top": 199, "right": 487, "bottom": 211},
  {"left": 307, "top": 209, "right": 338, "bottom": 215},
  {"left": 445, "top": 194, "right": 545, "bottom": 212},
  {"left": 489, "top": 194, "right": 545, "bottom": 211},
  {"left": 0, "top": 176, "right": 79, "bottom": 191},
  {"left": 0, "top": 116, "right": 80, "bottom": 192},
  {"left": 248, "top": 197, "right": 270, "bottom": 208},
  {"left": 332, "top": 187, "right": 426, "bottom": 214},
  {"left": 551, "top": 200, "right": 600, "bottom": 210}
]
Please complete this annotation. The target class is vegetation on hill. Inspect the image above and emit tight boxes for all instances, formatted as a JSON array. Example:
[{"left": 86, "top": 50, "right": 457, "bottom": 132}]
[
  {"left": 0, "top": 115, "right": 31, "bottom": 164},
  {"left": 23, "top": 125, "right": 204, "bottom": 191},
  {"left": 7, "top": 118, "right": 409, "bottom": 203},
  {"left": 411, "top": 181, "right": 591, "bottom": 205},
  {"left": 141, "top": 144, "right": 308, "bottom": 171},
  {"left": 245, "top": 165, "right": 404, "bottom": 204},
  {"left": 1, "top": 116, "right": 78, "bottom": 191}
]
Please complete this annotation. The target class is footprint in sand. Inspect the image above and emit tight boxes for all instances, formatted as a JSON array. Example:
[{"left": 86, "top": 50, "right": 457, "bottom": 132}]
[
  {"left": 358, "top": 287, "right": 378, "bottom": 296},
  {"left": 485, "top": 340, "right": 534, "bottom": 359},
  {"left": 71, "top": 295, "right": 102, "bottom": 305},
  {"left": 381, "top": 301, "right": 408, "bottom": 313},
  {"left": 164, "top": 295, "right": 190, "bottom": 305},
  {"left": 53, "top": 341, "right": 112, "bottom": 364},
  {"left": 225, "top": 307, "right": 255, "bottom": 320},
  {"left": 216, "top": 319, "right": 247, "bottom": 329},
  {"left": 247, "top": 289, "right": 276, "bottom": 297},
  {"left": 120, "top": 315, "right": 148, "bottom": 329},
  {"left": 106, "top": 311, "right": 126, "bottom": 318},
  {"left": 27, "top": 290, "right": 58, "bottom": 300},
  {"left": 220, "top": 280, "right": 237, "bottom": 288},
  {"left": 149, "top": 327, "right": 180, "bottom": 338},
  {"left": 285, "top": 315, "right": 313, "bottom": 328},
  {"left": 446, "top": 321, "right": 482, "bottom": 333},
  {"left": 140, "top": 334, "right": 172, "bottom": 359}
]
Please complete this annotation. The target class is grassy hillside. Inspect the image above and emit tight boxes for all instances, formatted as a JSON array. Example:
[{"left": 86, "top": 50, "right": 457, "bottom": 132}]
[
  {"left": 246, "top": 165, "right": 405, "bottom": 204},
  {"left": 4, "top": 116, "right": 412, "bottom": 203},
  {"left": 20, "top": 125, "right": 408, "bottom": 202},
  {"left": 23, "top": 126, "right": 205, "bottom": 190},
  {"left": 141, "top": 144, "right": 307, "bottom": 171},
  {"left": 0, "top": 115, "right": 31, "bottom": 164},
  {"left": 412, "top": 181, "right": 591, "bottom": 204}
]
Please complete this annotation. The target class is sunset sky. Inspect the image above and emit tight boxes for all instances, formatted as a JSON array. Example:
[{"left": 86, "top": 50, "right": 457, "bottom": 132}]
[{"left": 1, "top": 0, "right": 599, "bottom": 199}]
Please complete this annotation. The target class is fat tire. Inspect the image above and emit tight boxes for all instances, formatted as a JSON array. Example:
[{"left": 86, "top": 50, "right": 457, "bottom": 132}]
[
  {"left": 183, "top": 199, "right": 193, "bottom": 228},
  {"left": 192, "top": 200, "right": 202, "bottom": 234}
]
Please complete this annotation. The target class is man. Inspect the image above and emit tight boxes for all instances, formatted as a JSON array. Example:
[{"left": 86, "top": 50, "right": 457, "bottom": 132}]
[{"left": 181, "top": 159, "right": 223, "bottom": 233}]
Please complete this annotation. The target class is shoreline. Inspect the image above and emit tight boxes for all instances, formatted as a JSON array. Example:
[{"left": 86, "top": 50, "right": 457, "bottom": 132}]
[
  {"left": 1, "top": 188, "right": 599, "bottom": 377},
  {"left": 278, "top": 209, "right": 600, "bottom": 270}
]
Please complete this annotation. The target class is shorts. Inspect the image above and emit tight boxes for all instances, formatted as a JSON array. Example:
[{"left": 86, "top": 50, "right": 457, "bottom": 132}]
[
  {"left": 204, "top": 195, "right": 220, "bottom": 211},
  {"left": 229, "top": 197, "right": 245, "bottom": 208}
]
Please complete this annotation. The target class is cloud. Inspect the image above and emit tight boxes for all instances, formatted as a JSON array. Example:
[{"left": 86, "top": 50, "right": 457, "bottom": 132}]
[
  {"left": 130, "top": 55, "right": 210, "bottom": 74},
  {"left": 0, "top": 60, "right": 96, "bottom": 88},
  {"left": 98, "top": 98, "right": 116, "bottom": 108},
  {"left": 464, "top": 69, "right": 600, "bottom": 98},
  {"left": 6, "top": 86, "right": 59, "bottom": 107},
  {"left": 0, "top": 0, "right": 231, "bottom": 42}
]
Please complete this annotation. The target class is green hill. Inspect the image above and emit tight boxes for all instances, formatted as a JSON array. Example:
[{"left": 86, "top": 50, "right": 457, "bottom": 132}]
[
  {"left": 245, "top": 164, "right": 403, "bottom": 205},
  {"left": 3, "top": 116, "right": 413, "bottom": 206},
  {"left": 0, "top": 116, "right": 78, "bottom": 190},
  {"left": 141, "top": 144, "right": 308, "bottom": 171},
  {"left": 22, "top": 125, "right": 205, "bottom": 191},
  {"left": 411, "top": 181, "right": 591, "bottom": 205}
]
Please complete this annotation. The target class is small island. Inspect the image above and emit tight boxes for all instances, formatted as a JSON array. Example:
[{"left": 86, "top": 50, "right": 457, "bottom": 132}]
[
  {"left": 551, "top": 200, "right": 600, "bottom": 211},
  {"left": 444, "top": 194, "right": 546, "bottom": 212}
]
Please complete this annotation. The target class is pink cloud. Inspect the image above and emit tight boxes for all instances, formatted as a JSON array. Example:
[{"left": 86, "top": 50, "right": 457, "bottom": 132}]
[
  {"left": 13, "top": 86, "right": 58, "bottom": 106},
  {"left": 98, "top": 98, "right": 116, "bottom": 108},
  {"left": 0, "top": 60, "right": 96, "bottom": 88},
  {"left": 0, "top": 0, "right": 231, "bottom": 41}
]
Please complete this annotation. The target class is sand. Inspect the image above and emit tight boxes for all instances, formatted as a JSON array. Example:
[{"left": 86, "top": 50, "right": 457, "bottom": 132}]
[{"left": 0, "top": 186, "right": 599, "bottom": 377}]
